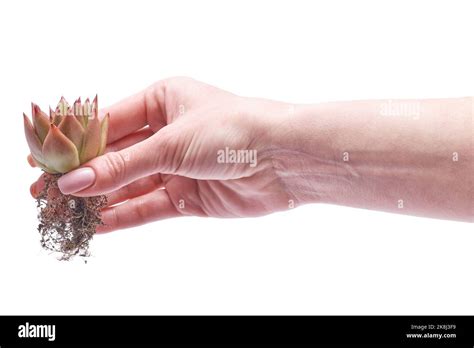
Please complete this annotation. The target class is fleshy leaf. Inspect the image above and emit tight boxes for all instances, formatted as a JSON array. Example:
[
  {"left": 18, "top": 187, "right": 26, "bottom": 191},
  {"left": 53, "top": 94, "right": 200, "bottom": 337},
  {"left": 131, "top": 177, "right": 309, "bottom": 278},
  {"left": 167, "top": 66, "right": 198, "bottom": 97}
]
[
  {"left": 83, "top": 98, "right": 91, "bottom": 126},
  {"left": 98, "top": 113, "right": 110, "bottom": 155},
  {"left": 42, "top": 124, "right": 80, "bottom": 173},
  {"left": 23, "top": 113, "right": 45, "bottom": 164},
  {"left": 29, "top": 155, "right": 58, "bottom": 173},
  {"left": 56, "top": 96, "right": 69, "bottom": 116},
  {"left": 92, "top": 95, "right": 98, "bottom": 118},
  {"left": 58, "top": 113, "right": 85, "bottom": 152},
  {"left": 80, "top": 113, "right": 101, "bottom": 163},
  {"left": 31, "top": 103, "right": 50, "bottom": 143},
  {"left": 50, "top": 107, "right": 63, "bottom": 126},
  {"left": 73, "top": 97, "right": 81, "bottom": 113},
  {"left": 74, "top": 97, "right": 88, "bottom": 126}
]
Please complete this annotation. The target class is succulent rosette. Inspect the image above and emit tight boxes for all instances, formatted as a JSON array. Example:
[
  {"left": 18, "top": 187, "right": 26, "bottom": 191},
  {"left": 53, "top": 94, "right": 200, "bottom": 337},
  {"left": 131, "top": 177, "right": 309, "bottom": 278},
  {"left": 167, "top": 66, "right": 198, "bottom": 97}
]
[{"left": 23, "top": 96, "right": 109, "bottom": 173}]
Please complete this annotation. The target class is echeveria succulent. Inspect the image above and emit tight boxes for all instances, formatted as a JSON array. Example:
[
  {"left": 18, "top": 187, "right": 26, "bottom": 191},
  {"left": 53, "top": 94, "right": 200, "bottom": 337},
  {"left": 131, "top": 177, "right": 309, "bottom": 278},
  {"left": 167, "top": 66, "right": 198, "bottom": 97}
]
[{"left": 24, "top": 96, "right": 109, "bottom": 174}]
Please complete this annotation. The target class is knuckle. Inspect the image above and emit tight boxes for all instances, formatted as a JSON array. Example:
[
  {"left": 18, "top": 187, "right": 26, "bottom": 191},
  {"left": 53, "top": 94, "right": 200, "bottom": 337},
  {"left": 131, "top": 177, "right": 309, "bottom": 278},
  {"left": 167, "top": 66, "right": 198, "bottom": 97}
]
[
  {"left": 105, "top": 143, "right": 117, "bottom": 153},
  {"left": 133, "top": 197, "right": 150, "bottom": 223},
  {"left": 106, "top": 208, "right": 119, "bottom": 229},
  {"left": 149, "top": 174, "right": 162, "bottom": 190},
  {"left": 102, "top": 151, "right": 127, "bottom": 183},
  {"left": 117, "top": 182, "right": 132, "bottom": 200},
  {"left": 164, "top": 76, "right": 193, "bottom": 86}
]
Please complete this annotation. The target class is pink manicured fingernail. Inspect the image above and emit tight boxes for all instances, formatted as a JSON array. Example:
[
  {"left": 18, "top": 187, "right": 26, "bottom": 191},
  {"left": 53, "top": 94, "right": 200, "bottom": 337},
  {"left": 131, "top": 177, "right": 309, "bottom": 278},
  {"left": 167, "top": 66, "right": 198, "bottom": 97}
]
[{"left": 58, "top": 167, "right": 96, "bottom": 194}]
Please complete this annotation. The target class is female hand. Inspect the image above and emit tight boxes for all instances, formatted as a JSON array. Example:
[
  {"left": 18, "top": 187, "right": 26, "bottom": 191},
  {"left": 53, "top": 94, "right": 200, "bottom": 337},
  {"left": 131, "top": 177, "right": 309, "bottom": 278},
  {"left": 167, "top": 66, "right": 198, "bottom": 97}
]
[
  {"left": 30, "top": 78, "right": 473, "bottom": 228},
  {"left": 30, "top": 77, "right": 293, "bottom": 232}
]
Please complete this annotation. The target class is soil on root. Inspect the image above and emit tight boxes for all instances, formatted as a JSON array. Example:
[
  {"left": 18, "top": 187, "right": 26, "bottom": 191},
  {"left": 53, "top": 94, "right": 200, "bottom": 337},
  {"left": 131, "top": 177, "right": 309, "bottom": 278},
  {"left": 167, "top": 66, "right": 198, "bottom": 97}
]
[{"left": 36, "top": 173, "right": 107, "bottom": 261}]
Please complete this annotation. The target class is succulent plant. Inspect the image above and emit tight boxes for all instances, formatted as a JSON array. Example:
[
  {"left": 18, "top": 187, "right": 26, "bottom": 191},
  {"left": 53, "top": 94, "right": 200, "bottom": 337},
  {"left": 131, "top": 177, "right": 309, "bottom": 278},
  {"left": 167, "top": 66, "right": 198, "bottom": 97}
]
[{"left": 23, "top": 96, "right": 109, "bottom": 174}]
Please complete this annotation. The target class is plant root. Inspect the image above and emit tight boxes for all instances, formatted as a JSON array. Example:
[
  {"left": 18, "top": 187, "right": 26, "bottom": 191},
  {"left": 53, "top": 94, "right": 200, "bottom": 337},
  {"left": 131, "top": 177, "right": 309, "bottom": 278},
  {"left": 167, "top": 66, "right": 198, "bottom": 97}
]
[{"left": 36, "top": 173, "right": 107, "bottom": 261}]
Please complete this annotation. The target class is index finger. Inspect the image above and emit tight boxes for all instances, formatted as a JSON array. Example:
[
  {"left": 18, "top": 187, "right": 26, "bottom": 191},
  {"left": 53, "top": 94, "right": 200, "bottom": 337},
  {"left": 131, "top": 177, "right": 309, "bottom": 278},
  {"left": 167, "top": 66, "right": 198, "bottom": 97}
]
[{"left": 101, "top": 81, "right": 167, "bottom": 144}]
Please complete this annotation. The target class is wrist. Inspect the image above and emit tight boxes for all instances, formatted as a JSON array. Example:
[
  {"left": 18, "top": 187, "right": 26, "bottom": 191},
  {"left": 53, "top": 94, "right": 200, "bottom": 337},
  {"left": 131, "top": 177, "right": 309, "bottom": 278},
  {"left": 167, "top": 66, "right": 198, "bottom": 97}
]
[{"left": 266, "top": 102, "right": 346, "bottom": 207}]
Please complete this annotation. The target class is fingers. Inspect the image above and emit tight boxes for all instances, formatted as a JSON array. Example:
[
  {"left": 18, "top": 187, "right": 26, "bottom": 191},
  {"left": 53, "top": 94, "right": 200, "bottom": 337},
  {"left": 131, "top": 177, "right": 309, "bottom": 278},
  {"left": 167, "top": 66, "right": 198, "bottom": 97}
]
[
  {"left": 57, "top": 125, "right": 178, "bottom": 197},
  {"left": 106, "top": 174, "right": 163, "bottom": 206},
  {"left": 30, "top": 174, "right": 46, "bottom": 198},
  {"left": 97, "top": 188, "right": 180, "bottom": 233},
  {"left": 27, "top": 154, "right": 36, "bottom": 167},
  {"left": 29, "top": 128, "right": 156, "bottom": 198},
  {"left": 104, "top": 127, "right": 154, "bottom": 153},
  {"left": 31, "top": 170, "right": 163, "bottom": 205},
  {"left": 30, "top": 171, "right": 177, "bottom": 233},
  {"left": 102, "top": 81, "right": 167, "bottom": 144}
]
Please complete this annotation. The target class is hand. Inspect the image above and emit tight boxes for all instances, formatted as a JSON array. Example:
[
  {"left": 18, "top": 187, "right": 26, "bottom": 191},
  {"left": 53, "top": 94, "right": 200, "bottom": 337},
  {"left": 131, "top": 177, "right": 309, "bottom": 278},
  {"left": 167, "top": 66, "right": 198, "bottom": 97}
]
[
  {"left": 29, "top": 77, "right": 293, "bottom": 232},
  {"left": 29, "top": 79, "right": 473, "bottom": 226}
]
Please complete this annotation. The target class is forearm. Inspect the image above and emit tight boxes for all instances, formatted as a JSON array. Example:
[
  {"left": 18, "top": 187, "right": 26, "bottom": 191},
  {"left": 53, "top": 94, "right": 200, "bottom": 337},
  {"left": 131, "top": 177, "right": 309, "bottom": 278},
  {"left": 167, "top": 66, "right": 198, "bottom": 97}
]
[{"left": 272, "top": 97, "right": 473, "bottom": 221}]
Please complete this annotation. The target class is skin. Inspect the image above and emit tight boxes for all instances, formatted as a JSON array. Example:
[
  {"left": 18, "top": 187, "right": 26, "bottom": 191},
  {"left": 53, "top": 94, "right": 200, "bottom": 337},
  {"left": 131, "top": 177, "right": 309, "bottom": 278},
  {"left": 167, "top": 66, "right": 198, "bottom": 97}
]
[{"left": 29, "top": 77, "right": 473, "bottom": 232}]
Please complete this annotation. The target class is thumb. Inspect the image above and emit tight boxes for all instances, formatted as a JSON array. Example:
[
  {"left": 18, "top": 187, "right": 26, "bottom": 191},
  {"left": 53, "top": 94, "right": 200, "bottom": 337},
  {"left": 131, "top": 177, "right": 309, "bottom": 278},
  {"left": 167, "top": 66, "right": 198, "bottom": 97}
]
[{"left": 58, "top": 127, "right": 179, "bottom": 197}]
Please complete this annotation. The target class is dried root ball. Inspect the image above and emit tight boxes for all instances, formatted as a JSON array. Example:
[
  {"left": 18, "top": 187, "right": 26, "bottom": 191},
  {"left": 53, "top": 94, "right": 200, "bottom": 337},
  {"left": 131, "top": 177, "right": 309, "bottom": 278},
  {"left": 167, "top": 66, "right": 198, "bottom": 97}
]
[{"left": 36, "top": 173, "right": 107, "bottom": 260}]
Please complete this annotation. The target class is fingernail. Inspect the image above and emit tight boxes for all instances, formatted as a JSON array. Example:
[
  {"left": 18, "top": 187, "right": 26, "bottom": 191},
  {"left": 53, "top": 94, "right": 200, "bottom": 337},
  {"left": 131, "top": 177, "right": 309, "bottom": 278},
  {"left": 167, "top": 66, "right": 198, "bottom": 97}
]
[{"left": 58, "top": 167, "right": 96, "bottom": 194}]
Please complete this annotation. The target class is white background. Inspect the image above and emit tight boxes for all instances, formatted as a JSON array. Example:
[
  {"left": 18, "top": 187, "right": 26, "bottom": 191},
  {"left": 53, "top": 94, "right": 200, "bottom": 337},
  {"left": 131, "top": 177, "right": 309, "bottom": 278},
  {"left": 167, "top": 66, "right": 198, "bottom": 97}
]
[{"left": 0, "top": 0, "right": 472, "bottom": 315}]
